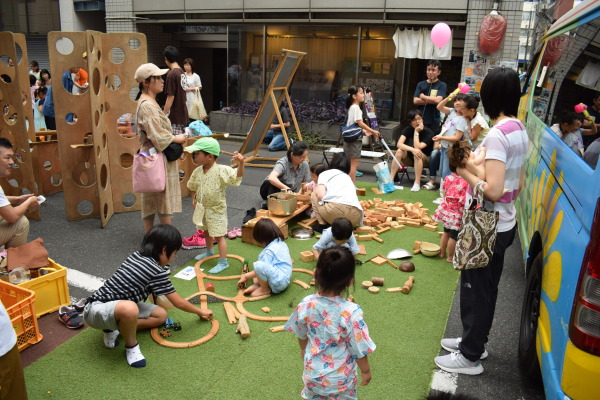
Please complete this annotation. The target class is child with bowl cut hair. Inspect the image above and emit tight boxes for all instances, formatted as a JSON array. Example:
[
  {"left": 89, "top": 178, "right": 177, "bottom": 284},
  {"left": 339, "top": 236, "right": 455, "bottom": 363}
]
[
  {"left": 312, "top": 217, "right": 360, "bottom": 260},
  {"left": 285, "top": 246, "right": 376, "bottom": 399}
]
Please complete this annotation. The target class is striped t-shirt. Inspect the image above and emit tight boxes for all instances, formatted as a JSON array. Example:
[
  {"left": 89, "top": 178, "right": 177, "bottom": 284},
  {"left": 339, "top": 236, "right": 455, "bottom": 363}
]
[
  {"left": 87, "top": 251, "right": 175, "bottom": 304},
  {"left": 476, "top": 118, "right": 529, "bottom": 232}
]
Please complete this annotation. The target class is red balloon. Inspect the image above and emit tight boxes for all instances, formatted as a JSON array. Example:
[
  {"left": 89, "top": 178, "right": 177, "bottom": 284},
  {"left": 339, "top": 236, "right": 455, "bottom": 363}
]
[{"left": 479, "top": 12, "right": 507, "bottom": 55}]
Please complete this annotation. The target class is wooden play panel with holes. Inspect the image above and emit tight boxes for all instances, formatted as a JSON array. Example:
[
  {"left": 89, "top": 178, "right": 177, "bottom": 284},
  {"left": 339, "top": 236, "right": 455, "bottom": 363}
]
[{"left": 150, "top": 254, "right": 314, "bottom": 348}]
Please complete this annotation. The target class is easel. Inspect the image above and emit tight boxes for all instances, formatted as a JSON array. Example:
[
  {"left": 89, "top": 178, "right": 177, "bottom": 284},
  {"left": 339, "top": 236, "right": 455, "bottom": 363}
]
[{"left": 238, "top": 49, "right": 306, "bottom": 168}]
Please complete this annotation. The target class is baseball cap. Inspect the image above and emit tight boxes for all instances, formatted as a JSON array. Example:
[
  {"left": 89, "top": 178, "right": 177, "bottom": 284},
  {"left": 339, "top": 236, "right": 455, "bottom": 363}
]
[
  {"left": 184, "top": 137, "right": 220, "bottom": 156},
  {"left": 134, "top": 63, "right": 169, "bottom": 83}
]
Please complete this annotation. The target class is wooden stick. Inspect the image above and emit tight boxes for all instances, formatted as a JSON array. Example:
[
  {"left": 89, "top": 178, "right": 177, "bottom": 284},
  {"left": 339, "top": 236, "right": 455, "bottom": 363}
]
[
  {"left": 236, "top": 314, "right": 251, "bottom": 339},
  {"left": 223, "top": 302, "right": 238, "bottom": 324},
  {"left": 269, "top": 325, "right": 286, "bottom": 333},
  {"left": 401, "top": 276, "right": 415, "bottom": 294},
  {"left": 386, "top": 287, "right": 404, "bottom": 293},
  {"left": 377, "top": 253, "right": 397, "bottom": 269}
]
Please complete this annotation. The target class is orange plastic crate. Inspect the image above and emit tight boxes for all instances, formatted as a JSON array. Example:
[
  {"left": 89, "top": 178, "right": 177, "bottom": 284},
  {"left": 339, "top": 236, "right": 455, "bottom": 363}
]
[{"left": 0, "top": 280, "right": 43, "bottom": 351}]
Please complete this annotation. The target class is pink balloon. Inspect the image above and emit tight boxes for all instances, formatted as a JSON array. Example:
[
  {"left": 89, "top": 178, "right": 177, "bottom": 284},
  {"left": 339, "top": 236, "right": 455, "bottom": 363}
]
[{"left": 431, "top": 23, "right": 452, "bottom": 49}]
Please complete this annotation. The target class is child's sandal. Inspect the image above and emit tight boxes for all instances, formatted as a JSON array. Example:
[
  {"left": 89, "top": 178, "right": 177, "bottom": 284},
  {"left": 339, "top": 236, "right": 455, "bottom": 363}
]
[
  {"left": 226, "top": 229, "right": 237, "bottom": 240},
  {"left": 233, "top": 227, "right": 242, "bottom": 238}
]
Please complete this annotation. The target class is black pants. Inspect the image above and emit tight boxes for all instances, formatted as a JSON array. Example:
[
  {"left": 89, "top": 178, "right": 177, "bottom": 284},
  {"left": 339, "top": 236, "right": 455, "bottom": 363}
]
[{"left": 458, "top": 225, "right": 517, "bottom": 361}]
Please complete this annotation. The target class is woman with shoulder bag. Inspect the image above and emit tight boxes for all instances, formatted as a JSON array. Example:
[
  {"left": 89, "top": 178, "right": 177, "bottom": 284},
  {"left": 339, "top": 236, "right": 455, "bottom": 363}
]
[
  {"left": 134, "top": 63, "right": 187, "bottom": 232},
  {"left": 434, "top": 68, "right": 529, "bottom": 375},
  {"left": 342, "top": 86, "right": 379, "bottom": 182}
]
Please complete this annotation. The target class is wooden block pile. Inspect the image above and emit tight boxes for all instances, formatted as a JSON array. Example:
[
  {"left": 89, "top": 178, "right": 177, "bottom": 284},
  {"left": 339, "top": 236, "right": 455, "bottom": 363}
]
[{"left": 358, "top": 199, "right": 438, "bottom": 233}]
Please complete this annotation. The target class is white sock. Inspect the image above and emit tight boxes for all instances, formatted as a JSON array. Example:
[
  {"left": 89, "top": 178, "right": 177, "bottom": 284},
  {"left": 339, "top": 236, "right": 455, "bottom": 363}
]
[
  {"left": 125, "top": 344, "right": 146, "bottom": 368},
  {"left": 103, "top": 330, "right": 120, "bottom": 349}
]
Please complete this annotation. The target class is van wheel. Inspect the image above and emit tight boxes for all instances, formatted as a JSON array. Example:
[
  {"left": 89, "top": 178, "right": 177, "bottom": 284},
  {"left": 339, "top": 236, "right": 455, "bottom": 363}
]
[{"left": 518, "top": 252, "right": 543, "bottom": 381}]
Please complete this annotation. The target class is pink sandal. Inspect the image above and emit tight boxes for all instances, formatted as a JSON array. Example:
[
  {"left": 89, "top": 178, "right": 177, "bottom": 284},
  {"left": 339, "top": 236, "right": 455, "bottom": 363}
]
[
  {"left": 233, "top": 227, "right": 242, "bottom": 238},
  {"left": 226, "top": 229, "right": 237, "bottom": 240}
]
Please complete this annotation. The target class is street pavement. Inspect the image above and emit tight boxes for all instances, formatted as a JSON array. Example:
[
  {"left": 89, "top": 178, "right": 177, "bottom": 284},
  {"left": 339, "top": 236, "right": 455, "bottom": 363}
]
[{"left": 27, "top": 139, "right": 545, "bottom": 399}]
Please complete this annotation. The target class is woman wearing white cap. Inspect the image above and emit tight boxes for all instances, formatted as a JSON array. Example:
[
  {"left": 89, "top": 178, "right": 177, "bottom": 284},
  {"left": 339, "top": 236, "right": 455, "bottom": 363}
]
[{"left": 135, "top": 63, "right": 187, "bottom": 232}]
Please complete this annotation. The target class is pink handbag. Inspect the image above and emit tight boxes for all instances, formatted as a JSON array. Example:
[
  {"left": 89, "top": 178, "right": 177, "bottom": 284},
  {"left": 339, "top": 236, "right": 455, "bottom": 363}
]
[{"left": 132, "top": 151, "right": 166, "bottom": 193}]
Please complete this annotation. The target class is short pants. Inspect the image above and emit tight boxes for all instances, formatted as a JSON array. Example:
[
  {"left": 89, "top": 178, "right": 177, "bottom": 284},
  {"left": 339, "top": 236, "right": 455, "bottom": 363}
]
[{"left": 83, "top": 300, "right": 158, "bottom": 331}]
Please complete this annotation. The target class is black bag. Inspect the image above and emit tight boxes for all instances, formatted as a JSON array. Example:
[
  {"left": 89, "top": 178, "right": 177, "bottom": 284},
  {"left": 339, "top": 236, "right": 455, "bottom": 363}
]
[{"left": 163, "top": 142, "right": 183, "bottom": 162}]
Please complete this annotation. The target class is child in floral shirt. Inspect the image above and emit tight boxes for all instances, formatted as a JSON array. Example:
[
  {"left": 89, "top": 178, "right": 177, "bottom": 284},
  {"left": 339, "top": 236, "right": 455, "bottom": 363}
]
[{"left": 285, "top": 246, "right": 376, "bottom": 399}]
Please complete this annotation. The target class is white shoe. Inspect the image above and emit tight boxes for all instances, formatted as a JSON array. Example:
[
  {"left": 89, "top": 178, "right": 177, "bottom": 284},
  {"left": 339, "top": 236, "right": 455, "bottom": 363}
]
[
  {"left": 434, "top": 352, "right": 484, "bottom": 375},
  {"left": 411, "top": 183, "right": 420, "bottom": 192},
  {"left": 440, "top": 337, "right": 488, "bottom": 360}
]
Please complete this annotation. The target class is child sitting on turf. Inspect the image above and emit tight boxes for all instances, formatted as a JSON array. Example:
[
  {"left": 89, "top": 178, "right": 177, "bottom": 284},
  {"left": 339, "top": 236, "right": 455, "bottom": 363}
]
[
  {"left": 285, "top": 246, "right": 376, "bottom": 399},
  {"left": 186, "top": 137, "right": 245, "bottom": 273},
  {"left": 432, "top": 152, "right": 469, "bottom": 263},
  {"left": 312, "top": 217, "right": 360, "bottom": 260},
  {"left": 237, "top": 218, "right": 293, "bottom": 297},
  {"left": 83, "top": 224, "right": 213, "bottom": 368}
]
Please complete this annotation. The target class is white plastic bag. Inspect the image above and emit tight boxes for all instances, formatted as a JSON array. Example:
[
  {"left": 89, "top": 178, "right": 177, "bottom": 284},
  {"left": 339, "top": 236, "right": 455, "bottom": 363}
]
[{"left": 373, "top": 161, "right": 396, "bottom": 194}]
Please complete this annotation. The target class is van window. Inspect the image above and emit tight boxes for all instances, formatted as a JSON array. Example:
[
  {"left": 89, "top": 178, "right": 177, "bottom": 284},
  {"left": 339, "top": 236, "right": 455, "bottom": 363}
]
[{"left": 534, "top": 22, "right": 600, "bottom": 166}]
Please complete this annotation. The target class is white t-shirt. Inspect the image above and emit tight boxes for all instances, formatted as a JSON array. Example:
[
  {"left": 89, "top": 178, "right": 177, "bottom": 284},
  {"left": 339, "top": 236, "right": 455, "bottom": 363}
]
[
  {"left": 0, "top": 300, "right": 17, "bottom": 356},
  {"left": 184, "top": 72, "right": 202, "bottom": 105},
  {"left": 346, "top": 104, "right": 363, "bottom": 127},
  {"left": 318, "top": 169, "right": 362, "bottom": 212},
  {"left": 470, "top": 112, "right": 490, "bottom": 148},
  {"left": 0, "top": 185, "right": 10, "bottom": 208},
  {"left": 440, "top": 109, "right": 468, "bottom": 149},
  {"left": 550, "top": 124, "right": 584, "bottom": 156}
]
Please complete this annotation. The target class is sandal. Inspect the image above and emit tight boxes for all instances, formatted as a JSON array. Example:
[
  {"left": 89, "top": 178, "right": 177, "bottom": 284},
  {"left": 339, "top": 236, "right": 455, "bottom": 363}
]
[
  {"left": 226, "top": 229, "right": 237, "bottom": 240},
  {"left": 233, "top": 227, "right": 242, "bottom": 238},
  {"left": 422, "top": 181, "right": 436, "bottom": 191}
]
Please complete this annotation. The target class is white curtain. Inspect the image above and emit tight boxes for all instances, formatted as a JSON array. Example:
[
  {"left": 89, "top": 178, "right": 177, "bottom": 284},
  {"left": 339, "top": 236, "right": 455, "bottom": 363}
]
[
  {"left": 576, "top": 60, "right": 600, "bottom": 90},
  {"left": 392, "top": 27, "right": 452, "bottom": 60}
]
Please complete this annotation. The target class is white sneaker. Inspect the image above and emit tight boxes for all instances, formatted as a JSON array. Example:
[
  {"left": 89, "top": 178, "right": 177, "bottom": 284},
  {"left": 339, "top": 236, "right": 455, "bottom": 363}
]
[
  {"left": 411, "top": 183, "right": 420, "bottom": 192},
  {"left": 434, "top": 352, "right": 484, "bottom": 375},
  {"left": 125, "top": 343, "right": 146, "bottom": 368},
  {"left": 103, "top": 330, "right": 120, "bottom": 349},
  {"left": 440, "top": 337, "right": 488, "bottom": 360}
]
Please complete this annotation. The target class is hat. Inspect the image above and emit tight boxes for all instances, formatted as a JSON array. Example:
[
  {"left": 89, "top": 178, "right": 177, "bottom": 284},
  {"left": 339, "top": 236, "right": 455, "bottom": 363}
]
[
  {"left": 184, "top": 137, "right": 220, "bottom": 156},
  {"left": 134, "top": 63, "right": 169, "bottom": 83}
]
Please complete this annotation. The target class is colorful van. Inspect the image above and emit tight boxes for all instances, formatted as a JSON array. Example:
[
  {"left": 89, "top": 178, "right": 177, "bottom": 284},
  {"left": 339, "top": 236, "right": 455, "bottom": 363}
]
[{"left": 517, "top": 1, "right": 600, "bottom": 399}]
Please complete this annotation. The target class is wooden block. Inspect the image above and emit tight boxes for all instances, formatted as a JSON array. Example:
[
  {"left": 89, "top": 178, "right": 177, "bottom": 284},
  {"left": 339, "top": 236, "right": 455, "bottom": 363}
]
[
  {"left": 362, "top": 280, "right": 373, "bottom": 288},
  {"left": 394, "top": 199, "right": 404, "bottom": 205},
  {"left": 393, "top": 224, "right": 406, "bottom": 230},
  {"left": 414, "top": 202, "right": 423, "bottom": 208},
  {"left": 389, "top": 207, "right": 404, "bottom": 217},
  {"left": 347, "top": 295, "right": 355, "bottom": 302},
  {"left": 261, "top": 307, "right": 271, "bottom": 313},
  {"left": 386, "top": 287, "right": 404, "bottom": 293},
  {"left": 256, "top": 209, "right": 270, "bottom": 217},
  {"left": 371, "top": 277, "right": 385, "bottom": 286},
  {"left": 310, "top": 279, "right": 316, "bottom": 286},
  {"left": 223, "top": 302, "right": 238, "bottom": 325},
  {"left": 370, "top": 256, "right": 387, "bottom": 266},
  {"left": 357, "top": 245, "right": 367, "bottom": 255},
  {"left": 368, "top": 286, "right": 380, "bottom": 294},
  {"left": 269, "top": 325, "right": 285, "bottom": 333},
  {"left": 358, "top": 235, "right": 373, "bottom": 241},
  {"left": 293, "top": 279, "right": 311, "bottom": 289},
  {"left": 236, "top": 314, "right": 251, "bottom": 338},
  {"left": 356, "top": 188, "right": 366, "bottom": 196},
  {"left": 374, "top": 197, "right": 383, "bottom": 203},
  {"left": 299, "top": 218, "right": 317, "bottom": 226},
  {"left": 407, "top": 210, "right": 420, "bottom": 219},
  {"left": 372, "top": 235, "right": 384, "bottom": 243},
  {"left": 355, "top": 226, "right": 373, "bottom": 233},
  {"left": 376, "top": 226, "right": 391, "bottom": 235},
  {"left": 405, "top": 220, "right": 421, "bottom": 228},
  {"left": 371, "top": 188, "right": 383, "bottom": 195},
  {"left": 382, "top": 221, "right": 393, "bottom": 227},
  {"left": 402, "top": 276, "right": 415, "bottom": 294},
  {"left": 300, "top": 251, "right": 315, "bottom": 262},
  {"left": 438, "top": 232, "right": 443, "bottom": 237},
  {"left": 374, "top": 214, "right": 387, "bottom": 222},
  {"left": 424, "top": 223, "right": 438, "bottom": 232},
  {"left": 413, "top": 241, "right": 423, "bottom": 250}
]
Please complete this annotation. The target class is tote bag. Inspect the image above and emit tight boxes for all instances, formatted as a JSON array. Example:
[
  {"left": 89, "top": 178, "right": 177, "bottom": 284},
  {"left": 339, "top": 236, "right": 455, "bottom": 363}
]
[
  {"left": 132, "top": 151, "right": 166, "bottom": 193},
  {"left": 452, "top": 180, "right": 499, "bottom": 270},
  {"left": 188, "top": 89, "right": 208, "bottom": 121},
  {"left": 341, "top": 122, "right": 363, "bottom": 142}
]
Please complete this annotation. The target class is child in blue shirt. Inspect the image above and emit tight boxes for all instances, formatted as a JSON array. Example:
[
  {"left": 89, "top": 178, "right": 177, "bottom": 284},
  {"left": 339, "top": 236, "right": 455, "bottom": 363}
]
[
  {"left": 312, "top": 217, "right": 359, "bottom": 260},
  {"left": 237, "top": 218, "right": 293, "bottom": 297}
]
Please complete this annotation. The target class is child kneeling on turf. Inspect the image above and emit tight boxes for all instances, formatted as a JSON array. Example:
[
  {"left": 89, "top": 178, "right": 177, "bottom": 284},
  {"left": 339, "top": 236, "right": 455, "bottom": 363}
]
[
  {"left": 83, "top": 224, "right": 213, "bottom": 368},
  {"left": 285, "top": 246, "right": 376, "bottom": 399},
  {"left": 237, "top": 218, "right": 292, "bottom": 297},
  {"left": 186, "top": 137, "right": 245, "bottom": 273},
  {"left": 312, "top": 217, "right": 360, "bottom": 260}
]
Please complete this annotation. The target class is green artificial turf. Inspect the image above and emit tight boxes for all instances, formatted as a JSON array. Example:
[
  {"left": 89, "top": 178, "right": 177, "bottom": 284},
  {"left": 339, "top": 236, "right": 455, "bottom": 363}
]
[{"left": 25, "top": 183, "right": 460, "bottom": 400}]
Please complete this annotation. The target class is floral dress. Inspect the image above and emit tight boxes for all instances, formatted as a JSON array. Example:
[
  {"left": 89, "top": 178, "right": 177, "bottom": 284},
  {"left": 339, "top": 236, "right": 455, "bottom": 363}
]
[
  {"left": 285, "top": 294, "right": 376, "bottom": 400},
  {"left": 433, "top": 172, "right": 469, "bottom": 230}
]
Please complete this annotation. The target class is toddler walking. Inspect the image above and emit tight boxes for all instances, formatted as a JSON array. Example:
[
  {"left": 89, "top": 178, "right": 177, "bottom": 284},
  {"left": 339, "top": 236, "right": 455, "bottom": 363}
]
[
  {"left": 432, "top": 149, "right": 469, "bottom": 263},
  {"left": 285, "top": 246, "right": 376, "bottom": 399},
  {"left": 237, "top": 218, "right": 293, "bottom": 297},
  {"left": 185, "top": 137, "right": 244, "bottom": 273}
]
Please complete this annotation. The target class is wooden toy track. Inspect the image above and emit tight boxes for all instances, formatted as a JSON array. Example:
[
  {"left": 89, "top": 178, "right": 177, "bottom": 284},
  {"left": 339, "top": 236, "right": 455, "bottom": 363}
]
[{"left": 151, "top": 254, "right": 313, "bottom": 348}]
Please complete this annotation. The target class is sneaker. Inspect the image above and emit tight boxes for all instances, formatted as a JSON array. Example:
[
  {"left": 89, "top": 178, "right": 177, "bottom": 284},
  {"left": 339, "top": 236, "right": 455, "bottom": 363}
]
[
  {"left": 182, "top": 232, "right": 207, "bottom": 249},
  {"left": 125, "top": 343, "right": 146, "bottom": 368},
  {"left": 356, "top": 171, "right": 363, "bottom": 177},
  {"left": 433, "top": 197, "right": 443, "bottom": 205},
  {"left": 434, "top": 352, "right": 484, "bottom": 375},
  {"left": 441, "top": 337, "right": 488, "bottom": 360},
  {"left": 103, "top": 329, "right": 120, "bottom": 348},
  {"left": 243, "top": 207, "right": 256, "bottom": 224},
  {"left": 58, "top": 306, "right": 84, "bottom": 329},
  {"left": 411, "top": 183, "right": 420, "bottom": 192},
  {"left": 73, "top": 298, "right": 87, "bottom": 314}
]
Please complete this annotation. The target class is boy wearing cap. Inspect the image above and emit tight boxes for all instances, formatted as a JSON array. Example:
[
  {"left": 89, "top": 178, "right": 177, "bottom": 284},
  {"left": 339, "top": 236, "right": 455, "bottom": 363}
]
[{"left": 185, "top": 138, "right": 245, "bottom": 273}]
